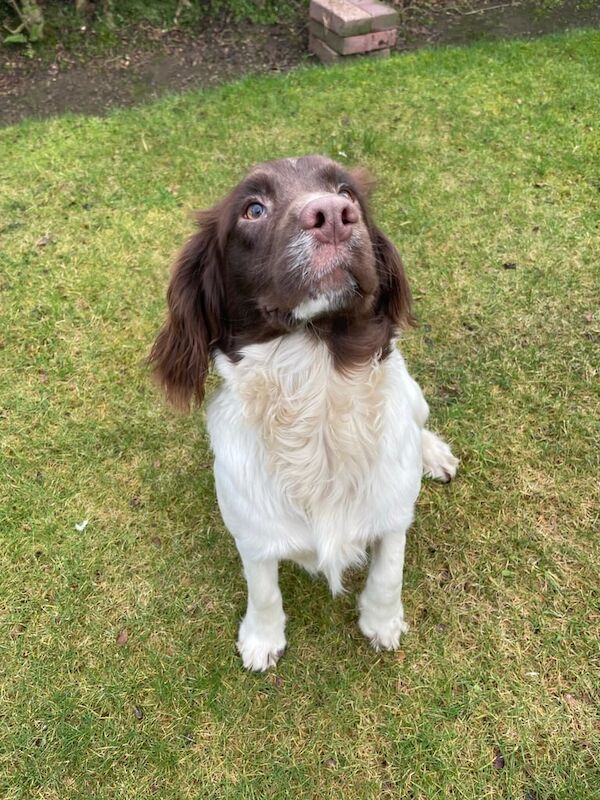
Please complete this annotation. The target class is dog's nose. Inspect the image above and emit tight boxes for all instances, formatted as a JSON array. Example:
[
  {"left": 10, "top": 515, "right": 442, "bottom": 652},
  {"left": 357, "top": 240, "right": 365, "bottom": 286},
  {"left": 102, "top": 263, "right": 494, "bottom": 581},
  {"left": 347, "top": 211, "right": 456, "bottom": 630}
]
[{"left": 299, "top": 195, "right": 359, "bottom": 245}]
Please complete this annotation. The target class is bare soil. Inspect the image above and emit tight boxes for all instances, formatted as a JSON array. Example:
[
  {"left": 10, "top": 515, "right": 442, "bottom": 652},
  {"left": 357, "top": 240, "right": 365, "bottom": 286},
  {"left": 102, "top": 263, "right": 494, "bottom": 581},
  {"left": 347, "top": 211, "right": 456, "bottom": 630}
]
[{"left": 1, "top": 0, "right": 599, "bottom": 127}]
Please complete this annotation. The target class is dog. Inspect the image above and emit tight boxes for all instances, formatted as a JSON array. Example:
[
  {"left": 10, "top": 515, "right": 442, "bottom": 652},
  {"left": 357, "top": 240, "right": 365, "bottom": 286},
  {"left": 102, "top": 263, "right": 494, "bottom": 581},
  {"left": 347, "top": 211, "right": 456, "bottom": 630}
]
[{"left": 150, "top": 155, "right": 458, "bottom": 671}]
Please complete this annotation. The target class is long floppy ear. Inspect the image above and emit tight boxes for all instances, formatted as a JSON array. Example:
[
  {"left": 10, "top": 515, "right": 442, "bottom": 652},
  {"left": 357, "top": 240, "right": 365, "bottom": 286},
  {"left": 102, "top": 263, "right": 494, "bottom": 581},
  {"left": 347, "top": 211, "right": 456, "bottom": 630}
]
[
  {"left": 149, "top": 209, "right": 225, "bottom": 410},
  {"left": 349, "top": 166, "right": 415, "bottom": 329},
  {"left": 372, "top": 226, "right": 415, "bottom": 330}
]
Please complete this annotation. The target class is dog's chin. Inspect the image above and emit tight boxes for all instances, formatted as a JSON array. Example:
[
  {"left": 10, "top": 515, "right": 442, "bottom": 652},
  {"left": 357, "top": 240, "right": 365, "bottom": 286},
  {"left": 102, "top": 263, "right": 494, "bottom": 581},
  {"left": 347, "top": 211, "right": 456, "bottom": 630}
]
[
  {"left": 310, "top": 242, "right": 351, "bottom": 272},
  {"left": 262, "top": 243, "right": 374, "bottom": 327},
  {"left": 304, "top": 240, "right": 363, "bottom": 294},
  {"left": 307, "top": 263, "right": 354, "bottom": 298},
  {"left": 261, "top": 282, "right": 355, "bottom": 329},
  {"left": 291, "top": 285, "right": 355, "bottom": 323}
]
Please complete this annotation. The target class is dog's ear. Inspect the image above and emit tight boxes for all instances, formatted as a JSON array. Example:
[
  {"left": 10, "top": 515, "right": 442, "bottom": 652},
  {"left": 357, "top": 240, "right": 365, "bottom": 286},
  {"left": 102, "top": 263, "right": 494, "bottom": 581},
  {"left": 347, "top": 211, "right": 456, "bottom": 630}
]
[
  {"left": 349, "top": 166, "right": 414, "bottom": 329},
  {"left": 149, "top": 207, "right": 225, "bottom": 410},
  {"left": 372, "top": 226, "right": 415, "bottom": 330}
]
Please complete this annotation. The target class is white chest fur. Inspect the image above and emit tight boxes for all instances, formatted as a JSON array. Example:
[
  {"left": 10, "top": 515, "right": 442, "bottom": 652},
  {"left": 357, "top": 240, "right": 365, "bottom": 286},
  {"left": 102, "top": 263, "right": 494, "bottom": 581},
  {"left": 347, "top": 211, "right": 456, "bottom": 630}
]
[
  {"left": 208, "top": 333, "right": 427, "bottom": 592},
  {"left": 227, "top": 335, "right": 385, "bottom": 511}
]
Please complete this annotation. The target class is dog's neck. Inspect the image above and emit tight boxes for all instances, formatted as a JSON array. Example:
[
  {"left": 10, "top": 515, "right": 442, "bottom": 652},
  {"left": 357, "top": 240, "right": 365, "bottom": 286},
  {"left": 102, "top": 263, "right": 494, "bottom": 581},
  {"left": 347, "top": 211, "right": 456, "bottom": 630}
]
[{"left": 218, "top": 310, "right": 397, "bottom": 371}]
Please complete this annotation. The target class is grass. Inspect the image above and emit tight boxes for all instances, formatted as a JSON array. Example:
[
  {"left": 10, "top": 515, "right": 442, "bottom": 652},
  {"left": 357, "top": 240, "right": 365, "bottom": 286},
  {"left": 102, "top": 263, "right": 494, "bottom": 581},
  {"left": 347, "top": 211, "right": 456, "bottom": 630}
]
[{"left": 1, "top": 28, "right": 599, "bottom": 800}]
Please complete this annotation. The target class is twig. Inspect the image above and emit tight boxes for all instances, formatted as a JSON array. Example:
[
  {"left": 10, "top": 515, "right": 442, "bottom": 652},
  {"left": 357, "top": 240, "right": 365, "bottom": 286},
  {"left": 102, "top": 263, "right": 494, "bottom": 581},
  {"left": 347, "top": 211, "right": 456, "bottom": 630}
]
[{"left": 463, "top": 2, "right": 521, "bottom": 15}]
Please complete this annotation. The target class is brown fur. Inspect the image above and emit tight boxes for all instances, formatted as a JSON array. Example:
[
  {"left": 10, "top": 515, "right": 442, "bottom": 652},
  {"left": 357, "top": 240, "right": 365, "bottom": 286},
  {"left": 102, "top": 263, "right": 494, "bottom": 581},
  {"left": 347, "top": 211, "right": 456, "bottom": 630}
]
[{"left": 149, "top": 155, "right": 414, "bottom": 408}]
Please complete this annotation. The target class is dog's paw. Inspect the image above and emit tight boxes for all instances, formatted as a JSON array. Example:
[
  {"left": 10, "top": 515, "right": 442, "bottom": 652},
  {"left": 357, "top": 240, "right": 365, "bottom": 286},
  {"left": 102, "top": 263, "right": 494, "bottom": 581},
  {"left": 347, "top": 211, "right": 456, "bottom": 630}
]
[
  {"left": 237, "top": 635, "right": 286, "bottom": 672},
  {"left": 237, "top": 618, "right": 286, "bottom": 672},
  {"left": 358, "top": 601, "right": 409, "bottom": 652},
  {"left": 422, "top": 429, "right": 459, "bottom": 483}
]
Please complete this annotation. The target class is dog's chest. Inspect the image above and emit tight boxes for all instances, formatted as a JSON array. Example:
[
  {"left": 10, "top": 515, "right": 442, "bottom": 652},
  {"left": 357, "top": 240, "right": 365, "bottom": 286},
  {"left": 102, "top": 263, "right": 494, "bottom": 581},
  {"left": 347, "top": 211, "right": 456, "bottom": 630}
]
[{"left": 220, "top": 334, "right": 386, "bottom": 513}]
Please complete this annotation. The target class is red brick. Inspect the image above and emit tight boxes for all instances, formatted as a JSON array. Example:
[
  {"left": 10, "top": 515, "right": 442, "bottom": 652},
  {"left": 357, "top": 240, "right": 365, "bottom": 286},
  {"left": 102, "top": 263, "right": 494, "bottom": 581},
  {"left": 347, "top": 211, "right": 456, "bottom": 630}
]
[
  {"left": 368, "top": 47, "right": 391, "bottom": 58},
  {"left": 309, "top": 34, "right": 341, "bottom": 64},
  {"left": 350, "top": 0, "right": 399, "bottom": 31},
  {"left": 309, "top": 0, "right": 371, "bottom": 37},
  {"left": 310, "top": 34, "right": 391, "bottom": 63},
  {"left": 310, "top": 19, "right": 396, "bottom": 54}
]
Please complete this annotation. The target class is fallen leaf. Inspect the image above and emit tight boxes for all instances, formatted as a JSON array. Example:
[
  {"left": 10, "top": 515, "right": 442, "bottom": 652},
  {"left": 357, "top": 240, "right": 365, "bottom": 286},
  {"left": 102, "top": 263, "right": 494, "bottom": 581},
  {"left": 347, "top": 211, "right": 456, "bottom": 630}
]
[
  {"left": 36, "top": 234, "right": 54, "bottom": 247},
  {"left": 133, "top": 706, "right": 144, "bottom": 720},
  {"left": 564, "top": 693, "right": 579, "bottom": 708},
  {"left": 116, "top": 628, "right": 129, "bottom": 646},
  {"left": 493, "top": 747, "right": 505, "bottom": 769},
  {"left": 10, "top": 623, "right": 26, "bottom": 639}
]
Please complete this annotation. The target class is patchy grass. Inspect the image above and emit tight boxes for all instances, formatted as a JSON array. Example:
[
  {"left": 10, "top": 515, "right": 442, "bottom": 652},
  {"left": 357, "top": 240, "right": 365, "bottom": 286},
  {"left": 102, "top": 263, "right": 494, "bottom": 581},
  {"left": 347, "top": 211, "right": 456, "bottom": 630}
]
[{"left": 1, "top": 29, "right": 599, "bottom": 800}]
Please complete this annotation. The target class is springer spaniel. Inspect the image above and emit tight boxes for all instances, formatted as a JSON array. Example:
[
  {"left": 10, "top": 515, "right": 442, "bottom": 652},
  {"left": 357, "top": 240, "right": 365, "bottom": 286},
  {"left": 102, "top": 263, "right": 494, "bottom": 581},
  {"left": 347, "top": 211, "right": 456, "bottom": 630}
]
[{"left": 150, "top": 155, "right": 458, "bottom": 671}]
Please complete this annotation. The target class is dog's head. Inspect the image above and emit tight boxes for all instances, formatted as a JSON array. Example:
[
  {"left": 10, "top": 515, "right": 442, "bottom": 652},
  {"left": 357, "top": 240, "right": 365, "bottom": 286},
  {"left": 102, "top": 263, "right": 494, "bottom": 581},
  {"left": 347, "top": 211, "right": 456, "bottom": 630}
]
[{"left": 150, "top": 155, "right": 413, "bottom": 408}]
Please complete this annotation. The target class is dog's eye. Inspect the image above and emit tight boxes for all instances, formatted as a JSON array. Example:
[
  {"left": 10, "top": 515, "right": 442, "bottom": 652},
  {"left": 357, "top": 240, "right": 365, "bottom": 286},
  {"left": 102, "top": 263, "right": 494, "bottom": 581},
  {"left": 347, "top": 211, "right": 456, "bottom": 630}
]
[
  {"left": 338, "top": 188, "right": 354, "bottom": 201},
  {"left": 244, "top": 202, "right": 266, "bottom": 220}
]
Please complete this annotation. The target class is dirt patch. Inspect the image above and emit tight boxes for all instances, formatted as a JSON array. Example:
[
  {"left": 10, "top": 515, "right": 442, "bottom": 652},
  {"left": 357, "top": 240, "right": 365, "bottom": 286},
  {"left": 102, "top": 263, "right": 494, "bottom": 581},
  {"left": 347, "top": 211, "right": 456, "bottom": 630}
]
[
  {"left": 419, "top": 0, "right": 600, "bottom": 46},
  {"left": 1, "top": 1, "right": 598, "bottom": 127},
  {"left": 0, "top": 20, "right": 308, "bottom": 125}
]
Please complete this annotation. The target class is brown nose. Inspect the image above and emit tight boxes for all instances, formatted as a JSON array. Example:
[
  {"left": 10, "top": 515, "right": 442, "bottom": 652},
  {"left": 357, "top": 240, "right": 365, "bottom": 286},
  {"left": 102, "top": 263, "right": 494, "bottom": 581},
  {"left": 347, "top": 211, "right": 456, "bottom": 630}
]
[{"left": 299, "top": 195, "right": 359, "bottom": 245}]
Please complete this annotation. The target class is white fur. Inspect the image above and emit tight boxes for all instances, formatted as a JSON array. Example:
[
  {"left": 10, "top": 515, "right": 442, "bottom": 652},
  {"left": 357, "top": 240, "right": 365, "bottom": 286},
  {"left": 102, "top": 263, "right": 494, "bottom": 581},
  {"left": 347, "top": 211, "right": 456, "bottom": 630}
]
[
  {"left": 422, "top": 428, "right": 459, "bottom": 482},
  {"left": 284, "top": 228, "right": 362, "bottom": 293},
  {"left": 206, "top": 333, "right": 457, "bottom": 670},
  {"left": 291, "top": 291, "right": 348, "bottom": 321}
]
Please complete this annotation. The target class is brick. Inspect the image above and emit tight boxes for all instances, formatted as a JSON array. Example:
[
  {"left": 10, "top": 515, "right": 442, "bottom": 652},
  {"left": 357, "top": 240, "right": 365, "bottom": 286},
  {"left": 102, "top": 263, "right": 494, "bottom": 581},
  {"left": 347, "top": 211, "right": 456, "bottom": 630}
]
[
  {"left": 309, "top": 0, "right": 371, "bottom": 37},
  {"left": 310, "top": 19, "right": 397, "bottom": 54},
  {"left": 309, "top": 34, "right": 391, "bottom": 63},
  {"left": 309, "top": 34, "right": 341, "bottom": 64},
  {"left": 350, "top": 0, "right": 399, "bottom": 31},
  {"left": 368, "top": 47, "right": 391, "bottom": 58}
]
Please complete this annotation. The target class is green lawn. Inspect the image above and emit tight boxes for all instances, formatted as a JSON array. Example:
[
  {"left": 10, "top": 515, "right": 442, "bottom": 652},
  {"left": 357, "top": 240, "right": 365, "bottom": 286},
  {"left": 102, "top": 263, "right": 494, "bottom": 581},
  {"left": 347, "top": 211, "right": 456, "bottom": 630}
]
[{"left": 1, "top": 29, "right": 599, "bottom": 800}]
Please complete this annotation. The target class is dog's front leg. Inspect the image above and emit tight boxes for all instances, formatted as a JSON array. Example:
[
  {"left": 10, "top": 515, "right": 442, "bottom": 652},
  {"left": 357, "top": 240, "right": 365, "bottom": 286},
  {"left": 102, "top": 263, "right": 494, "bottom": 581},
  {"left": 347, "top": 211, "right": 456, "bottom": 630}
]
[
  {"left": 358, "top": 528, "right": 410, "bottom": 651},
  {"left": 236, "top": 556, "right": 287, "bottom": 671}
]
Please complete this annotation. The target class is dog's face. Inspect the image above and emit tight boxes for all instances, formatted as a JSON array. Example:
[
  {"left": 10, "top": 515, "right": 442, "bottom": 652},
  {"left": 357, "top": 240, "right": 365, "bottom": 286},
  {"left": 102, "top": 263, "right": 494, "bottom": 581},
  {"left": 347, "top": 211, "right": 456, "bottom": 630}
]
[
  {"left": 150, "top": 155, "right": 413, "bottom": 408},
  {"left": 220, "top": 156, "right": 379, "bottom": 326}
]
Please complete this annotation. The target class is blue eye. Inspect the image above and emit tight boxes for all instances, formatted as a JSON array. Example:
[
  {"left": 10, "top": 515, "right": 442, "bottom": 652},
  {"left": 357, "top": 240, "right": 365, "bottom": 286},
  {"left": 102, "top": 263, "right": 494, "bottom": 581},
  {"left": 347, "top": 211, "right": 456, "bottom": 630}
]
[{"left": 244, "top": 202, "right": 266, "bottom": 220}]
